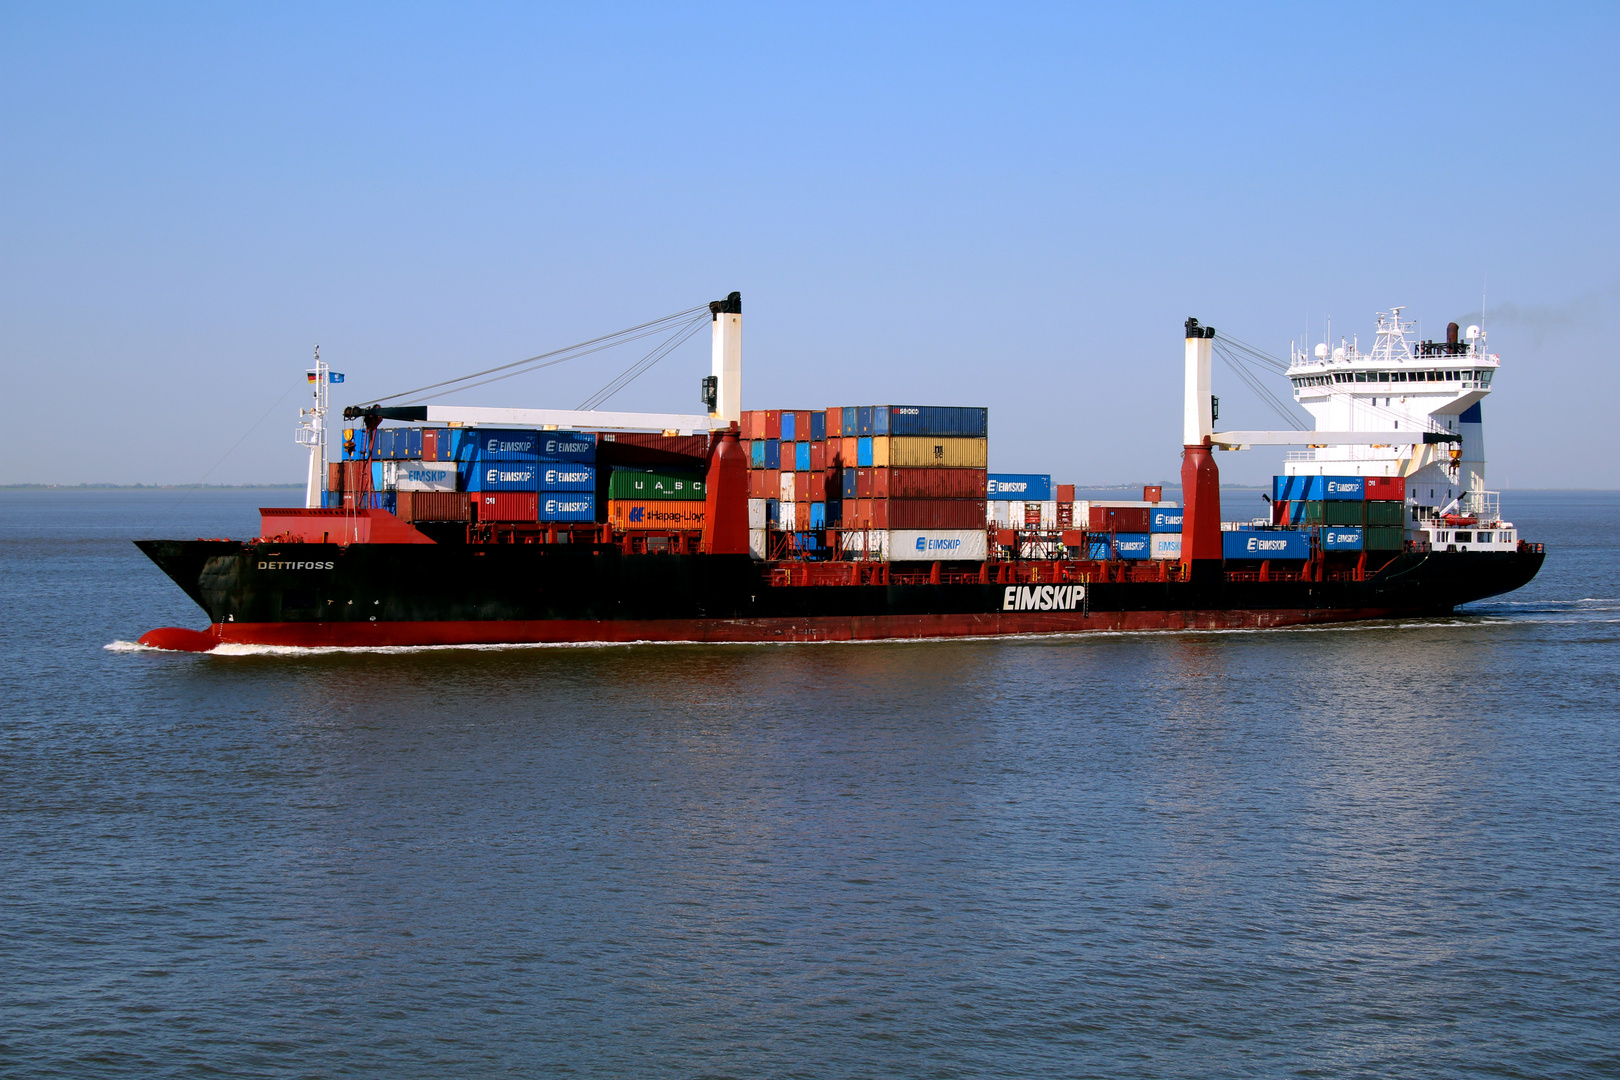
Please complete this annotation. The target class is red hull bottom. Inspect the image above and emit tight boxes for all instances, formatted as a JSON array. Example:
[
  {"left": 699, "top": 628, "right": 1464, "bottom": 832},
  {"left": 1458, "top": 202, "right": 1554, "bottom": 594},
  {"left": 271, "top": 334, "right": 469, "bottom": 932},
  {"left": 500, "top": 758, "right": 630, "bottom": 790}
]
[{"left": 188, "top": 608, "right": 1406, "bottom": 648}]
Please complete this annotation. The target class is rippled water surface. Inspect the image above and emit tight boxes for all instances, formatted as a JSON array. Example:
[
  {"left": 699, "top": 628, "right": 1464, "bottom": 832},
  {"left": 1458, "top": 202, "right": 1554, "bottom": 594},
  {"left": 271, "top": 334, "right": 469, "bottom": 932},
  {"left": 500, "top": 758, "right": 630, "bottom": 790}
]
[{"left": 3, "top": 489, "right": 1617, "bottom": 1078}]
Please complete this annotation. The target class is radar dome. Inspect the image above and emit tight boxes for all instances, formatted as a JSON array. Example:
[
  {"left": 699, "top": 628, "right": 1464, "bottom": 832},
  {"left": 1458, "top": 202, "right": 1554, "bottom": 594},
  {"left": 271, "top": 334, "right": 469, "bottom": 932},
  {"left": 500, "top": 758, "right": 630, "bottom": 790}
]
[
  {"left": 1332, "top": 346, "right": 1347, "bottom": 361},
  {"left": 1314, "top": 343, "right": 1329, "bottom": 360},
  {"left": 1465, "top": 325, "right": 1482, "bottom": 340}
]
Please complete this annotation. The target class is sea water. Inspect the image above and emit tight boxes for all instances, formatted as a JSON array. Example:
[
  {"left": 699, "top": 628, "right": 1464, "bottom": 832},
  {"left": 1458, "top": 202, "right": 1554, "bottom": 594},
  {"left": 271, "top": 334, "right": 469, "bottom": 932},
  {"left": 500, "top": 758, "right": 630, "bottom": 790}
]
[{"left": 2, "top": 489, "right": 1616, "bottom": 1078}]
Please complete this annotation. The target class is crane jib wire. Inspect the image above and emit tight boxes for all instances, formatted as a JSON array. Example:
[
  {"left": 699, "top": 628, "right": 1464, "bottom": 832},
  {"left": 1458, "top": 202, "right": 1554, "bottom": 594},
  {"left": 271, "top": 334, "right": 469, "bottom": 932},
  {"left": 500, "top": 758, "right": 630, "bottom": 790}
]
[
  {"left": 371, "top": 304, "right": 710, "bottom": 405},
  {"left": 576, "top": 313, "right": 710, "bottom": 412}
]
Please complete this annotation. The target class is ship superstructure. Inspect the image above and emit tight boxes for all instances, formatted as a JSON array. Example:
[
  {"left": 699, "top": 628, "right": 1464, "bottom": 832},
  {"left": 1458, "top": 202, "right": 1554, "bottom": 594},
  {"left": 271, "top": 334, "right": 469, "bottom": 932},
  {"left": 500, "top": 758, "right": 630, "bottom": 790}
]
[{"left": 1282, "top": 308, "right": 1515, "bottom": 552}]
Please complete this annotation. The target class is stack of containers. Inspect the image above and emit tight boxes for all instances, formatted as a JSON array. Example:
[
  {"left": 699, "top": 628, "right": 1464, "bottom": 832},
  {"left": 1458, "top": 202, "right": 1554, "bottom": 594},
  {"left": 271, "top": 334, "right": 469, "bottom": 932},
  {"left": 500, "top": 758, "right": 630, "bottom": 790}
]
[
  {"left": 604, "top": 468, "right": 706, "bottom": 532},
  {"left": 987, "top": 474, "right": 1055, "bottom": 530},
  {"left": 1271, "top": 475, "right": 1405, "bottom": 551},
  {"left": 456, "top": 428, "right": 597, "bottom": 523}
]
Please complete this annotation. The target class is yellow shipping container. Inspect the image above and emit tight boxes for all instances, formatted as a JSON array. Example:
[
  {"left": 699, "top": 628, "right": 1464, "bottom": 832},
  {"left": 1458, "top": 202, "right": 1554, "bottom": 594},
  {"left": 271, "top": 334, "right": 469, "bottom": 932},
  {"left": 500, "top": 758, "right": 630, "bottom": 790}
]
[
  {"left": 874, "top": 436, "right": 989, "bottom": 469},
  {"left": 607, "top": 500, "right": 706, "bottom": 531}
]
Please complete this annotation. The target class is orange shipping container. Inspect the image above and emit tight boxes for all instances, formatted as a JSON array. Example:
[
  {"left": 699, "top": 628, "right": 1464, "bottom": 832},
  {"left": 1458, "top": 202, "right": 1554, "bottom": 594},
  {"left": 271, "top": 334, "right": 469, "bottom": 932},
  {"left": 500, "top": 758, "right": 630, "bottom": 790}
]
[
  {"left": 607, "top": 500, "right": 706, "bottom": 531},
  {"left": 327, "top": 461, "right": 345, "bottom": 492}
]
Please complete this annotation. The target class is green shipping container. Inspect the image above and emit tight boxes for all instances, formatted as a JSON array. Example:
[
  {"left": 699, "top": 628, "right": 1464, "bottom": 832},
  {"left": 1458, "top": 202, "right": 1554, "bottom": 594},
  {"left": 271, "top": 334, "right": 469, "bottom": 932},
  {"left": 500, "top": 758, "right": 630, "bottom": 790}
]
[
  {"left": 607, "top": 468, "right": 706, "bottom": 501},
  {"left": 1365, "top": 526, "right": 1404, "bottom": 550},
  {"left": 1302, "top": 500, "right": 1365, "bottom": 526},
  {"left": 1365, "top": 500, "right": 1405, "bottom": 526}
]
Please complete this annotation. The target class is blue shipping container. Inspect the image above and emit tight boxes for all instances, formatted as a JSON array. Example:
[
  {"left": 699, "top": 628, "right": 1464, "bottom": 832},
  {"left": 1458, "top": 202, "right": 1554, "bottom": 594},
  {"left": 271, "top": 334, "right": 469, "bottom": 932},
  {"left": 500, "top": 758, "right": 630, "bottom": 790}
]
[
  {"left": 1307, "top": 475, "right": 1364, "bottom": 501},
  {"left": 856, "top": 406, "right": 875, "bottom": 436},
  {"left": 1114, "top": 533, "right": 1152, "bottom": 559},
  {"left": 765, "top": 498, "right": 780, "bottom": 526},
  {"left": 1272, "top": 475, "right": 1312, "bottom": 502},
  {"left": 857, "top": 437, "right": 874, "bottom": 467},
  {"left": 750, "top": 440, "right": 765, "bottom": 468},
  {"left": 810, "top": 411, "right": 827, "bottom": 442},
  {"left": 780, "top": 412, "right": 796, "bottom": 442},
  {"left": 810, "top": 501, "right": 826, "bottom": 528},
  {"left": 455, "top": 429, "right": 595, "bottom": 462},
  {"left": 1321, "top": 526, "right": 1365, "bottom": 550},
  {"left": 841, "top": 406, "right": 857, "bottom": 435},
  {"left": 1222, "top": 530, "right": 1311, "bottom": 560},
  {"left": 841, "top": 468, "right": 857, "bottom": 499},
  {"left": 399, "top": 428, "right": 424, "bottom": 460},
  {"left": 537, "top": 463, "right": 597, "bottom": 492},
  {"left": 794, "top": 441, "right": 811, "bottom": 471},
  {"left": 538, "top": 495, "right": 596, "bottom": 522},
  {"left": 1087, "top": 540, "right": 1112, "bottom": 560},
  {"left": 825, "top": 498, "right": 842, "bottom": 526},
  {"left": 987, "top": 474, "right": 1052, "bottom": 500},
  {"left": 1149, "top": 508, "right": 1184, "bottom": 532},
  {"left": 875, "top": 406, "right": 990, "bottom": 438},
  {"left": 466, "top": 462, "right": 542, "bottom": 492},
  {"left": 764, "top": 439, "right": 781, "bottom": 470}
]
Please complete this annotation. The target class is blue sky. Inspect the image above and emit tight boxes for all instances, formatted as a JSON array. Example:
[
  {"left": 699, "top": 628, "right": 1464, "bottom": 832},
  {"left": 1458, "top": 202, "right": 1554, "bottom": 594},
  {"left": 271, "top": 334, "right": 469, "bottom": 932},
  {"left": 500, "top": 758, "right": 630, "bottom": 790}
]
[{"left": 3, "top": 2, "right": 1615, "bottom": 486}]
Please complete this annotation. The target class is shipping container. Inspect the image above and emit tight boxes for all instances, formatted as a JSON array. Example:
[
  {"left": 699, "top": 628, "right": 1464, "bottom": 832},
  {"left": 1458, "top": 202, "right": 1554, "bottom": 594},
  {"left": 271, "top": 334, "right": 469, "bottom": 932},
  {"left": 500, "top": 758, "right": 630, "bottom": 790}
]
[
  {"left": 1300, "top": 500, "right": 1365, "bottom": 526},
  {"left": 780, "top": 470, "right": 797, "bottom": 503},
  {"left": 1087, "top": 539, "right": 1111, "bottom": 560},
  {"left": 327, "top": 461, "right": 345, "bottom": 492},
  {"left": 750, "top": 440, "right": 766, "bottom": 468},
  {"left": 987, "top": 474, "right": 1052, "bottom": 500},
  {"left": 1365, "top": 526, "right": 1404, "bottom": 550},
  {"left": 1113, "top": 533, "right": 1152, "bottom": 559},
  {"left": 840, "top": 468, "right": 857, "bottom": 500},
  {"left": 868, "top": 499, "right": 989, "bottom": 530},
  {"left": 841, "top": 406, "right": 857, "bottom": 436},
  {"left": 863, "top": 406, "right": 989, "bottom": 438},
  {"left": 747, "top": 469, "right": 768, "bottom": 498},
  {"left": 340, "top": 427, "right": 368, "bottom": 460},
  {"left": 763, "top": 438, "right": 781, "bottom": 470},
  {"left": 861, "top": 466, "right": 988, "bottom": 499},
  {"left": 883, "top": 437, "right": 989, "bottom": 469},
  {"left": 321, "top": 490, "right": 342, "bottom": 508},
  {"left": 1222, "top": 530, "right": 1311, "bottom": 559},
  {"left": 606, "top": 468, "right": 704, "bottom": 500},
  {"left": 825, "top": 499, "right": 843, "bottom": 527},
  {"left": 825, "top": 408, "right": 843, "bottom": 438},
  {"left": 421, "top": 428, "right": 439, "bottom": 462},
  {"left": 793, "top": 411, "right": 812, "bottom": 440},
  {"left": 1088, "top": 506, "right": 1152, "bottom": 532},
  {"left": 1365, "top": 500, "right": 1405, "bottom": 526},
  {"left": 1272, "top": 475, "right": 1311, "bottom": 502},
  {"left": 856, "top": 437, "right": 874, "bottom": 468},
  {"left": 1150, "top": 533, "right": 1182, "bottom": 560},
  {"left": 825, "top": 439, "right": 846, "bottom": 467},
  {"left": 810, "top": 502, "right": 826, "bottom": 528},
  {"left": 1305, "top": 475, "right": 1364, "bottom": 501},
  {"left": 607, "top": 501, "right": 706, "bottom": 530},
  {"left": 397, "top": 490, "right": 472, "bottom": 522},
  {"left": 763, "top": 410, "right": 782, "bottom": 439},
  {"left": 842, "top": 528, "right": 989, "bottom": 561},
  {"left": 539, "top": 494, "right": 595, "bottom": 522},
  {"left": 598, "top": 431, "right": 708, "bottom": 463},
  {"left": 1056, "top": 483, "right": 1076, "bottom": 503},
  {"left": 780, "top": 411, "right": 796, "bottom": 442},
  {"left": 1148, "top": 507, "right": 1184, "bottom": 532},
  {"left": 791, "top": 441, "right": 809, "bottom": 471},
  {"left": 465, "top": 461, "right": 543, "bottom": 492},
  {"left": 474, "top": 491, "right": 539, "bottom": 522},
  {"left": 749, "top": 527, "right": 767, "bottom": 560},
  {"left": 794, "top": 500, "right": 811, "bottom": 530},
  {"left": 808, "top": 471, "right": 826, "bottom": 501},
  {"left": 765, "top": 498, "right": 780, "bottom": 526},
  {"left": 740, "top": 411, "right": 757, "bottom": 440},
  {"left": 395, "top": 461, "right": 460, "bottom": 492},
  {"left": 810, "top": 411, "right": 827, "bottom": 442},
  {"left": 856, "top": 405, "right": 875, "bottom": 436},
  {"left": 748, "top": 498, "right": 767, "bottom": 530},
  {"left": 341, "top": 459, "right": 370, "bottom": 492},
  {"left": 809, "top": 441, "right": 825, "bottom": 472},
  {"left": 1321, "top": 526, "right": 1364, "bottom": 551},
  {"left": 1365, "top": 475, "right": 1406, "bottom": 501}
]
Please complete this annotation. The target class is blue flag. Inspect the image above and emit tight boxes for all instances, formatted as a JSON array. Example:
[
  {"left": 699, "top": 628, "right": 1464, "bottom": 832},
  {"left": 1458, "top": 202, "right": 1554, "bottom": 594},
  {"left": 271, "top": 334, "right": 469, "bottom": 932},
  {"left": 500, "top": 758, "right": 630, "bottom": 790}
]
[{"left": 329, "top": 372, "right": 345, "bottom": 383}]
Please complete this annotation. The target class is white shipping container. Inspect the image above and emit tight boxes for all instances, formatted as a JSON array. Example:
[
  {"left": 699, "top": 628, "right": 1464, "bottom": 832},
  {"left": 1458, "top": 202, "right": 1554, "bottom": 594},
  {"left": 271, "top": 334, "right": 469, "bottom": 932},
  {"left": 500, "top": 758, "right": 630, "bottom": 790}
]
[
  {"left": 394, "top": 461, "right": 459, "bottom": 492},
  {"left": 779, "top": 470, "right": 796, "bottom": 503},
  {"left": 749, "top": 527, "right": 767, "bottom": 561},
  {"left": 841, "top": 528, "right": 989, "bottom": 561},
  {"left": 1150, "top": 533, "right": 1182, "bottom": 560},
  {"left": 748, "top": 498, "right": 767, "bottom": 530},
  {"left": 1038, "top": 500, "right": 1058, "bottom": 529}
]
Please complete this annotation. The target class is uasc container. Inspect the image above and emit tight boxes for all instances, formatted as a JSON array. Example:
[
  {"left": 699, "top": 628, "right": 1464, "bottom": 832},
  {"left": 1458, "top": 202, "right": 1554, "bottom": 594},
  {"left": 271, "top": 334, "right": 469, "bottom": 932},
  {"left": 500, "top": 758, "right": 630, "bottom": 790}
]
[{"left": 607, "top": 469, "right": 704, "bottom": 500}]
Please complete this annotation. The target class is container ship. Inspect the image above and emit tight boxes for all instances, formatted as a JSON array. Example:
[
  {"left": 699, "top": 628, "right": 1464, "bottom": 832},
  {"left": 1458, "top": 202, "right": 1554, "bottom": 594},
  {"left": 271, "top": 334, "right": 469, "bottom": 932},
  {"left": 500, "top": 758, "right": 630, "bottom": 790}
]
[{"left": 135, "top": 294, "right": 1543, "bottom": 651}]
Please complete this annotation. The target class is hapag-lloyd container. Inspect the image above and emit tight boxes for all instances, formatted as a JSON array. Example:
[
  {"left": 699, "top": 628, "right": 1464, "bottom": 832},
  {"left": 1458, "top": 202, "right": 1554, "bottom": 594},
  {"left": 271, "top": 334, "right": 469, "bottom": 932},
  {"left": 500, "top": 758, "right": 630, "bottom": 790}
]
[
  {"left": 475, "top": 491, "right": 538, "bottom": 522},
  {"left": 395, "top": 461, "right": 459, "bottom": 492},
  {"left": 539, "top": 495, "right": 595, "bottom": 522},
  {"left": 607, "top": 501, "right": 706, "bottom": 530},
  {"left": 1150, "top": 533, "right": 1182, "bottom": 559},
  {"left": 1222, "top": 530, "right": 1311, "bottom": 559},
  {"left": 841, "top": 529, "right": 989, "bottom": 561},
  {"left": 987, "top": 474, "right": 1052, "bottom": 500},
  {"left": 1149, "top": 507, "right": 1184, "bottom": 532}
]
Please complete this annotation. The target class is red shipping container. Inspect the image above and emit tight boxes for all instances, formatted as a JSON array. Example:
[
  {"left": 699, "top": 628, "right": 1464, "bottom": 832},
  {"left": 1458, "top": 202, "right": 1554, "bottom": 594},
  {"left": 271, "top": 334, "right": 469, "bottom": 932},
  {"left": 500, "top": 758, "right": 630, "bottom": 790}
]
[
  {"left": 1272, "top": 499, "right": 1289, "bottom": 526},
  {"left": 826, "top": 407, "right": 844, "bottom": 437},
  {"left": 809, "top": 441, "right": 826, "bottom": 471},
  {"left": 1061, "top": 530, "right": 1086, "bottom": 547},
  {"left": 793, "top": 410, "right": 812, "bottom": 437},
  {"left": 855, "top": 468, "right": 874, "bottom": 498},
  {"left": 1056, "top": 484, "right": 1076, "bottom": 502},
  {"left": 421, "top": 428, "right": 439, "bottom": 461},
  {"left": 327, "top": 461, "right": 345, "bottom": 492},
  {"left": 599, "top": 432, "right": 709, "bottom": 463},
  {"left": 475, "top": 491, "right": 539, "bottom": 522},
  {"left": 398, "top": 491, "right": 472, "bottom": 522},
  {"left": 1024, "top": 503, "right": 1042, "bottom": 527},
  {"left": 794, "top": 501, "right": 811, "bottom": 530},
  {"left": 866, "top": 498, "right": 989, "bottom": 530},
  {"left": 879, "top": 467, "right": 987, "bottom": 499},
  {"left": 342, "top": 460, "right": 371, "bottom": 491},
  {"left": 763, "top": 410, "right": 782, "bottom": 439},
  {"left": 1365, "top": 476, "right": 1405, "bottom": 501},
  {"left": 847, "top": 499, "right": 870, "bottom": 529},
  {"left": 809, "top": 471, "right": 826, "bottom": 501},
  {"left": 1143, "top": 485, "right": 1164, "bottom": 502},
  {"left": 796, "top": 472, "right": 811, "bottom": 503},
  {"left": 748, "top": 469, "right": 768, "bottom": 498},
  {"left": 826, "top": 439, "right": 846, "bottom": 467},
  {"left": 1088, "top": 506, "right": 1152, "bottom": 532}
]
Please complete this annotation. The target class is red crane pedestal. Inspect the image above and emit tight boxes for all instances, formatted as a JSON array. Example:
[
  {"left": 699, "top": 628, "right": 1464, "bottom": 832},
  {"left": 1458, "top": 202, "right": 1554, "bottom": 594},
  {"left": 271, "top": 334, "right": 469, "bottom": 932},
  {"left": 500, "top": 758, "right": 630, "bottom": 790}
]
[
  {"left": 1179, "top": 440, "right": 1223, "bottom": 580},
  {"left": 702, "top": 424, "right": 750, "bottom": 555}
]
